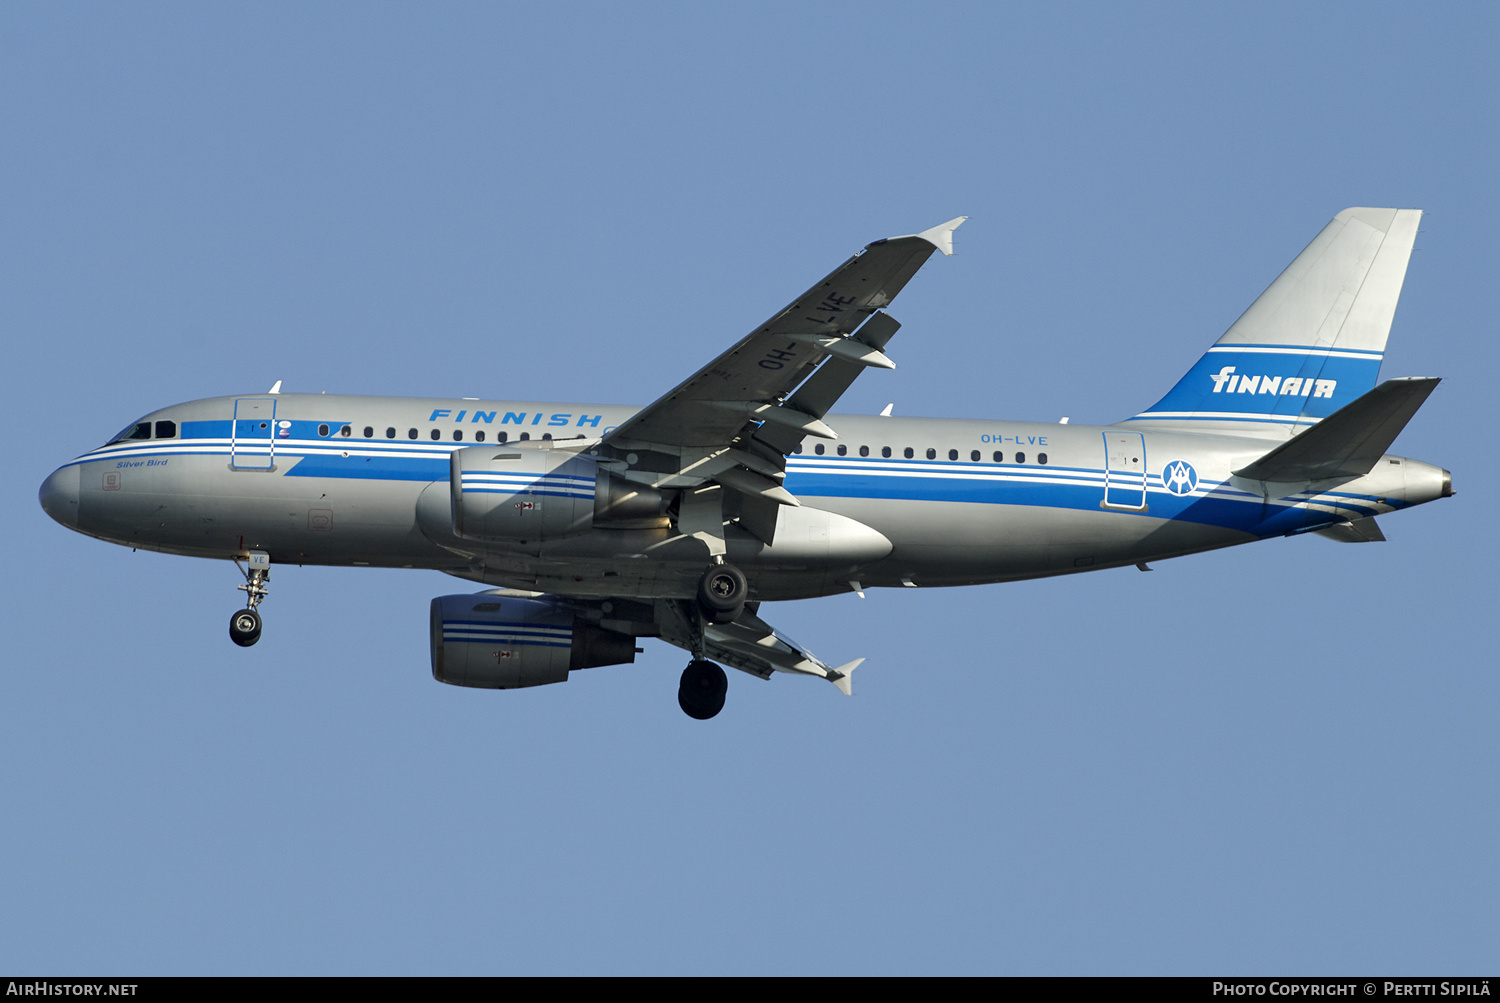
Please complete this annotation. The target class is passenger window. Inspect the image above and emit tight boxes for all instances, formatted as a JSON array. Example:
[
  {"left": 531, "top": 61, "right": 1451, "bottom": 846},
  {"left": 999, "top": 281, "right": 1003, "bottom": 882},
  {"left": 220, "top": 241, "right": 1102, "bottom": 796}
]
[
  {"left": 836, "top": 445, "right": 847, "bottom": 456},
  {"left": 453, "top": 430, "right": 463, "bottom": 441},
  {"left": 1016, "top": 452, "right": 1026, "bottom": 464},
  {"left": 318, "top": 424, "right": 330, "bottom": 437},
  {"left": 475, "top": 431, "right": 485, "bottom": 442},
  {"left": 859, "top": 445, "right": 869, "bottom": 457},
  {"left": 904, "top": 447, "right": 914, "bottom": 459},
  {"left": 408, "top": 428, "right": 418, "bottom": 440},
  {"left": 882, "top": 446, "right": 891, "bottom": 458},
  {"left": 519, "top": 433, "right": 530, "bottom": 441},
  {"left": 993, "top": 451, "right": 1004, "bottom": 462},
  {"left": 430, "top": 429, "right": 441, "bottom": 440},
  {"left": 363, "top": 426, "right": 374, "bottom": 438},
  {"left": 542, "top": 433, "right": 552, "bottom": 441},
  {"left": 948, "top": 449, "right": 958, "bottom": 461},
  {"left": 154, "top": 421, "right": 176, "bottom": 439},
  {"left": 386, "top": 427, "right": 396, "bottom": 439},
  {"left": 498, "top": 432, "right": 508, "bottom": 443},
  {"left": 1038, "top": 453, "right": 1048, "bottom": 465},
  {"left": 926, "top": 448, "right": 936, "bottom": 459},
  {"left": 340, "top": 425, "right": 351, "bottom": 437},
  {"left": 793, "top": 446, "right": 802, "bottom": 454},
  {"left": 815, "top": 443, "right": 825, "bottom": 455},
  {"left": 970, "top": 450, "right": 980, "bottom": 462}
]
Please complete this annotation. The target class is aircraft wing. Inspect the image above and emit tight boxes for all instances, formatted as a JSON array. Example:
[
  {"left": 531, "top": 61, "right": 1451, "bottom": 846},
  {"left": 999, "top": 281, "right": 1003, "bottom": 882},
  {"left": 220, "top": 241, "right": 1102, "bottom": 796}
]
[
  {"left": 655, "top": 600, "right": 863, "bottom": 695},
  {"left": 603, "top": 217, "right": 965, "bottom": 457},
  {"left": 487, "top": 590, "right": 865, "bottom": 695}
]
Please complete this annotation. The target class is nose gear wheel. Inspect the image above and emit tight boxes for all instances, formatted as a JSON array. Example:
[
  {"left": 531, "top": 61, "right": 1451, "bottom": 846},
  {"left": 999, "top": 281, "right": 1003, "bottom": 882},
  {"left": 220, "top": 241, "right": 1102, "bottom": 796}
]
[{"left": 229, "top": 608, "right": 262, "bottom": 647}]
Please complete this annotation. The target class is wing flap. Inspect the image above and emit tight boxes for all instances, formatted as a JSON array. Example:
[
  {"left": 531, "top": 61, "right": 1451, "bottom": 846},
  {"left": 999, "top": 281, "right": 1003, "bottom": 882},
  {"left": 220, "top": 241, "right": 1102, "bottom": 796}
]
[{"left": 654, "top": 601, "right": 863, "bottom": 694}]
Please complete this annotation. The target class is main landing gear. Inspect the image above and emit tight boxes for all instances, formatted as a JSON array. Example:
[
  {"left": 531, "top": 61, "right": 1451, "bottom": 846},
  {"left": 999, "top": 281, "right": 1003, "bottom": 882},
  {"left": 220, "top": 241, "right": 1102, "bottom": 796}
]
[
  {"left": 675, "top": 561, "right": 746, "bottom": 719},
  {"left": 696, "top": 561, "right": 747, "bottom": 624},
  {"left": 229, "top": 550, "right": 270, "bottom": 647},
  {"left": 679, "top": 659, "right": 728, "bottom": 720}
]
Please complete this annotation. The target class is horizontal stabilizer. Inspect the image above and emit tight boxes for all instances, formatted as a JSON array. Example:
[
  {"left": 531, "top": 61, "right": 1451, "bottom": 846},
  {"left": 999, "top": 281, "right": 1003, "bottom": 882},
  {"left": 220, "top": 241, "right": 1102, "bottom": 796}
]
[
  {"left": 1314, "top": 517, "right": 1387, "bottom": 543},
  {"left": 1233, "top": 377, "right": 1440, "bottom": 482}
]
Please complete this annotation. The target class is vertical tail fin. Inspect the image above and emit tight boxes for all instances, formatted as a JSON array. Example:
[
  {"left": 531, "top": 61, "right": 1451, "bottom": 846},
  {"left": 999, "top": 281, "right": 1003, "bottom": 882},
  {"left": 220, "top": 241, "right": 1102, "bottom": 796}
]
[{"left": 1127, "top": 207, "right": 1422, "bottom": 438}]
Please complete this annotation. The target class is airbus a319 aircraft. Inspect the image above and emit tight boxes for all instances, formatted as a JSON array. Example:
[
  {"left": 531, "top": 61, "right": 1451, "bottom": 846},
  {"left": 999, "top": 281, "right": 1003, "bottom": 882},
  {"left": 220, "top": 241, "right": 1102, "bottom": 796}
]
[{"left": 40, "top": 208, "right": 1451, "bottom": 719}]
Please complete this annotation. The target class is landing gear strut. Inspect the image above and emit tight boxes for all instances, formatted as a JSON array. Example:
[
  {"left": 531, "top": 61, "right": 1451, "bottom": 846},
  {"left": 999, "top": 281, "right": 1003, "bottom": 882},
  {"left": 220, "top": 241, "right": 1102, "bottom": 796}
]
[
  {"left": 678, "top": 659, "right": 728, "bottom": 720},
  {"left": 230, "top": 550, "right": 270, "bottom": 647}
]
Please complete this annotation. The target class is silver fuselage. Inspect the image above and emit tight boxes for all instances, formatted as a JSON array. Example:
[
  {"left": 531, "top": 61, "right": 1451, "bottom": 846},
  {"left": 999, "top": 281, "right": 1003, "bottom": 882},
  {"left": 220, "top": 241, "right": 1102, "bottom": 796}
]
[{"left": 39, "top": 393, "right": 1453, "bottom": 602}]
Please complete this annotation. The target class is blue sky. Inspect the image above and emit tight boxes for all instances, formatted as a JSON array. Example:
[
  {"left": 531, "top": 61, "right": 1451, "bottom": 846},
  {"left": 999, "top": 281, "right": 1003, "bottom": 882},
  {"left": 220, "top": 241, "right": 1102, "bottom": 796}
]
[{"left": 3, "top": 3, "right": 1495, "bottom": 974}]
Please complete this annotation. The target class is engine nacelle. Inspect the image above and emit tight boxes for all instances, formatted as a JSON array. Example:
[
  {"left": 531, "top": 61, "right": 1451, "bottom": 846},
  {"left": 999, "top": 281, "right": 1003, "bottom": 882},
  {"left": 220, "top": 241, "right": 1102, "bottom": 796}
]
[
  {"left": 450, "top": 445, "right": 598, "bottom": 542},
  {"left": 430, "top": 594, "right": 637, "bottom": 689},
  {"left": 447, "top": 446, "right": 667, "bottom": 543}
]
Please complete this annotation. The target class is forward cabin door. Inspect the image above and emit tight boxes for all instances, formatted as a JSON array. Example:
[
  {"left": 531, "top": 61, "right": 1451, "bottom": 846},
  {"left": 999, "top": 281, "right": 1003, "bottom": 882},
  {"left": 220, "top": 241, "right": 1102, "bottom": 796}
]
[
  {"left": 231, "top": 397, "right": 277, "bottom": 470},
  {"left": 1102, "top": 431, "right": 1146, "bottom": 509}
]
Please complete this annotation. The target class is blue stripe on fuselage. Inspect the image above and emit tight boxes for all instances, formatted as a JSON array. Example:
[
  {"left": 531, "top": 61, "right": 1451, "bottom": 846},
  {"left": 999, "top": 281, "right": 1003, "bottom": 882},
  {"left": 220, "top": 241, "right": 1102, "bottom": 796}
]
[
  {"left": 783, "top": 463, "right": 1387, "bottom": 536},
  {"left": 71, "top": 438, "right": 1393, "bottom": 537},
  {"left": 282, "top": 452, "right": 450, "bottom": 481}
]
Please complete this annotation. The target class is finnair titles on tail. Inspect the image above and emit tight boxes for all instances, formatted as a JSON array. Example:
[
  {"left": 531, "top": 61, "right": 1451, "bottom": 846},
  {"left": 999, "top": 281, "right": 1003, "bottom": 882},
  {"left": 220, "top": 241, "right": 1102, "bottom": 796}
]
[{"left": 40, "top": 209, "right": 1452, "bottom": 719}]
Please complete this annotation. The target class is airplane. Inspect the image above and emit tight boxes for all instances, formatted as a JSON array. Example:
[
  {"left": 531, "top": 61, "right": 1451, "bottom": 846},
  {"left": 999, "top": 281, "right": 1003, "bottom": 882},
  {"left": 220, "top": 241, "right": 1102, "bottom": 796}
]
[{"left": 38, "top": 208, "right": 1452, "bottom": 720}]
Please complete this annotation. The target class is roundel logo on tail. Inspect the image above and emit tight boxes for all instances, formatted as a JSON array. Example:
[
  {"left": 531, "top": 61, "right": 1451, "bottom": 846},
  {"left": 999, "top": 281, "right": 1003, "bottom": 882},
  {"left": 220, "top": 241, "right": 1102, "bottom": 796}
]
[{"left": 1162, "top": 459, "right": 1198, "bottom": 496}]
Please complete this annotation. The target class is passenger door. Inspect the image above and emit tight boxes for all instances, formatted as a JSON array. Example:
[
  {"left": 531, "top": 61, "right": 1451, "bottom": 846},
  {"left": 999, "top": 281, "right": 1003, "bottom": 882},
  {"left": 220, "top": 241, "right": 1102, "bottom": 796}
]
[
  {"left": 1102, "top": 431, "right": 1146, "bottom": 509},
  {"left": 231, "top": 397, "right": 277, "bottom": 470}
]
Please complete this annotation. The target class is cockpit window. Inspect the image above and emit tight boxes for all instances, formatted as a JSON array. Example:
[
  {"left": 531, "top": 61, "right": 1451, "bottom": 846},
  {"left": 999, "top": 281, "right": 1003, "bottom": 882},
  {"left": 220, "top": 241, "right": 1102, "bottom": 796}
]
[
  {"left": 108, "top": 421, "right": 153, "bottom": 445},
  {"left": 154, "top": 420, "right": 176, "bottom": 439}
]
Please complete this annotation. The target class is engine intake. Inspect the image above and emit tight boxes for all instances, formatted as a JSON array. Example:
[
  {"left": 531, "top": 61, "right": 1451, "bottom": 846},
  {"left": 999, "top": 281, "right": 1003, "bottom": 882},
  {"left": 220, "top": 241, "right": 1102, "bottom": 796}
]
[{"left": 430, "top": 594, "right": 636, "bottom": 689}]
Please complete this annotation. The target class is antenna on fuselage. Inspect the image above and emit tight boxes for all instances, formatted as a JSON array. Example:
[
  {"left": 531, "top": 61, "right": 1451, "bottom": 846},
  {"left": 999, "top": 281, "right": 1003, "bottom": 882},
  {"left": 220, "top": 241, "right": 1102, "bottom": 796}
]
[
  {"left": 268, "top": 380, "right": 283, "bottom": 394},
  {"left": 879, "top": 403, "right": 894, "bottom": 417}
]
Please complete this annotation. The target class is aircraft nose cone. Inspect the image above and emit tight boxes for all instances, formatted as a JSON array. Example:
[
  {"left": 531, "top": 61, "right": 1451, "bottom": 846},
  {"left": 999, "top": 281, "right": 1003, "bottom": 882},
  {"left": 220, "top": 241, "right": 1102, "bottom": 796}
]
[{"left": 39, "top": 465, "right": 81, "bottom": 529}]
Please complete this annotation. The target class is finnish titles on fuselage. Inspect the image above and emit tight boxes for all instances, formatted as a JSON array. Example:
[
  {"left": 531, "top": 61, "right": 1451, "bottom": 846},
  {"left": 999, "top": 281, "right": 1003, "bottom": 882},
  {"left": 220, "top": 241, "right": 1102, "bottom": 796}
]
[{"left": 426, "top": 409, "right": 606, "bottom": 428}]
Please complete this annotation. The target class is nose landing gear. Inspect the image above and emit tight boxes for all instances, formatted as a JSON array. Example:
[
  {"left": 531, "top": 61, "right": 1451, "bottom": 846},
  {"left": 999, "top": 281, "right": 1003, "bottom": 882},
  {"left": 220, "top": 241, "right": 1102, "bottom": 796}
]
[
  {"left": 229, "top": 550, "right": 270, "bottom": 647},
  {"left": 229, "top": 607, "right": 262, "bottom": 646}
]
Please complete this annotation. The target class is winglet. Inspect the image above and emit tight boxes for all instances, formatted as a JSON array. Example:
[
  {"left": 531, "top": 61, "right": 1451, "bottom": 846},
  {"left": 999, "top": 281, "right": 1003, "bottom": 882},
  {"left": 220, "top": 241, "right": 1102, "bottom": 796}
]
[
  {"left": 916, "top": 216, "right": 967, "bottom": 256},
  {"left": 828, "top": 658, "right": 864, "bottom": 696}
]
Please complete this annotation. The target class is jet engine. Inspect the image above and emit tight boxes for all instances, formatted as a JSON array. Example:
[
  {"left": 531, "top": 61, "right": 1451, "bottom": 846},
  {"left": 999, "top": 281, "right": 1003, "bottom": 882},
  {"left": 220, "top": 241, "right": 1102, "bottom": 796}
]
[
  {"left": 430, "top": 594, "right": 637, "bottom": 689},
  {"left": 448, "top": 446, "right": 664, "bottom": 543}
]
